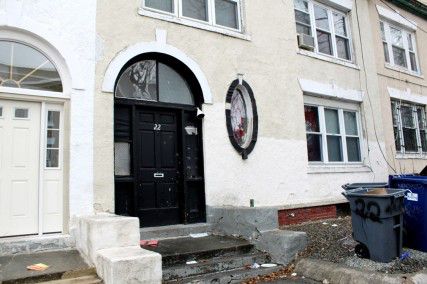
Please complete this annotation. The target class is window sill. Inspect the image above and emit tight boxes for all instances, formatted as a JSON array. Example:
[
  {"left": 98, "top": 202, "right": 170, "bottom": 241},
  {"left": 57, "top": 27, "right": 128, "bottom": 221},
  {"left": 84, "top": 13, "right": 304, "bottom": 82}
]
[
  {"left": 396, "top": 153, "right": 427, "bottom": 160},
  {"left": 308, "top": 164, "right": 372, "bottom": 174},
  {"left": 297, "top": 49, "right": 359, "bottom": 70},
  {"left": 384, "top": 64, "right": 424, "bottom": 79},
  {"left": 137, "top": 8, "right": 251, "bottom": 41}
]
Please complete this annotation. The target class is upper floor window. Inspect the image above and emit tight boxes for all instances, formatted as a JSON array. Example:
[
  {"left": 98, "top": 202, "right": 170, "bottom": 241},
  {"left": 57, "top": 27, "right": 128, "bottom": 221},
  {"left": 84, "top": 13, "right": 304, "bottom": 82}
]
[
  {"left": 294, "top": 0, "right": 352, "bottom": 61},
  {"left": 380, "top": 21, "right": 419, "bottom": 74},
  {"left": 0, "top": 40, "right": 62, "bottom": 92},
  {"left": 391, "top": 101, "right": 427, "bottom": 155},
  {"left": 142, "top": 0, "right": 241, "bottom": 31}
]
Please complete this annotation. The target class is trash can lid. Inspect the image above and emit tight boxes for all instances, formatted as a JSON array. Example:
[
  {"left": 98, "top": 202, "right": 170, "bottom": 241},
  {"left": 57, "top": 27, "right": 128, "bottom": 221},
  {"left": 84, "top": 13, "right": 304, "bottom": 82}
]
[
  {"left": 342, "top": 182, "right": 388, "bottom": 190},
  {"left": 342, "top": 187, "right": 406, "bottom": 198}
]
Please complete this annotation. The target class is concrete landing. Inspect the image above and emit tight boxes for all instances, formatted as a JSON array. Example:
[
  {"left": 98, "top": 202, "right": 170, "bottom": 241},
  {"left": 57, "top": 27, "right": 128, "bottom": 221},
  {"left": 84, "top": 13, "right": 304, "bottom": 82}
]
[
  {"left": 0, "top": 249, "right": 92, "bottom": 283},
  {"left": 140, "top": 223, "right": 211, "bottom": 240},
  {"left": 143, "top": 235, "right": 252, "bottom": 265}
]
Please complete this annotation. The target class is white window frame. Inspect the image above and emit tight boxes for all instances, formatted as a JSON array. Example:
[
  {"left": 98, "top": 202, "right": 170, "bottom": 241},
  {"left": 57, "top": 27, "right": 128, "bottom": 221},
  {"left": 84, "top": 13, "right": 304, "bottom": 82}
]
[
  {"left": 304, "top": 97, "right": 363, "bottom": 165},
  {"left": 44, "top": 106, "right": 64, "bottom": 170},
  {"left": 141, "top": 0, "right": 242, "bottom": 33},
  {"left": 380, "top": 20, "right": 420, "bottom": 75},
  {"left": 391, "top": 100, "right": 427, "bottom": 156},
  {"left": 294, "top": 0, "right": 354, "bottom": 62}
]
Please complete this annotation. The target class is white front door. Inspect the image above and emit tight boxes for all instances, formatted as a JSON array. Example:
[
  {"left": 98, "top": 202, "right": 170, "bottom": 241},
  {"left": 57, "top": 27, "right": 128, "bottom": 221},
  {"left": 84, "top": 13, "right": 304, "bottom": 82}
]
[{"left": 0, "top": 100, "right": 41, "bottom": 237}]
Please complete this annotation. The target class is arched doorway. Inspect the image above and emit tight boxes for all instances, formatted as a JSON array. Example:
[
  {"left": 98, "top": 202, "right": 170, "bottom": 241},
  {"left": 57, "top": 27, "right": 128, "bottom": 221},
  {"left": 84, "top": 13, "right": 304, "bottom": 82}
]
[
  {"left": 114, "top": 53, "right": 206, "bottom": 227},
  {"left": 0, "top": 40, "right": 65, "bottom": 237}
]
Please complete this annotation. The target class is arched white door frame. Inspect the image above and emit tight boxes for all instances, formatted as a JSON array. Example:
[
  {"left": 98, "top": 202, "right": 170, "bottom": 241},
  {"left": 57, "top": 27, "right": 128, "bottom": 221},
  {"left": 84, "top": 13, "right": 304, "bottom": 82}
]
[{"left": 102, "top": 41, "right": 213, "bottom": 104}]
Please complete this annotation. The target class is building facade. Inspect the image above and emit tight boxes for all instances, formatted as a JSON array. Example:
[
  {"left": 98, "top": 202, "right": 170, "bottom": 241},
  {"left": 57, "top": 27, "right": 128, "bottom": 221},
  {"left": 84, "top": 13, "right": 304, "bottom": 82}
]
[
  {"left": 0, "top": 0, "right": 426, "bottom": 237},
  {"left": 94, "top": 0, "right": 426, "bottom": 229},
  {"left": 0, "top": 0, "right": 96, "bottom": 237}
]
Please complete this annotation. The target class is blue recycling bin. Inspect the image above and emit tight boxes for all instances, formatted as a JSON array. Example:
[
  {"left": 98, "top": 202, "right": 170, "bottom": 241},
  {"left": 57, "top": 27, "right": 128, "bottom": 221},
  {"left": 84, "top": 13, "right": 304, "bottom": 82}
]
[{"left": 389, "top": 175, "right": 427, "bottom": 252}]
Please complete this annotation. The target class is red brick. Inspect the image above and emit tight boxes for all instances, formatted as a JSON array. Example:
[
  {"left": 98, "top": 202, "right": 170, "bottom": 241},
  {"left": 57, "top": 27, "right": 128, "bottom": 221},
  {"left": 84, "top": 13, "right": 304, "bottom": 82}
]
[{"left": 278, "top": 205, "right": 337, "bottom": 226}]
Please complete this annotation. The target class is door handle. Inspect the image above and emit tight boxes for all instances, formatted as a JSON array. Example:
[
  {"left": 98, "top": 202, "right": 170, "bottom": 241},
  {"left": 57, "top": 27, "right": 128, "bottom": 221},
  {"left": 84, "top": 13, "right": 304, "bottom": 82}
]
[{"left": 154, "top": 172, "right": 164, "bottom": 178}]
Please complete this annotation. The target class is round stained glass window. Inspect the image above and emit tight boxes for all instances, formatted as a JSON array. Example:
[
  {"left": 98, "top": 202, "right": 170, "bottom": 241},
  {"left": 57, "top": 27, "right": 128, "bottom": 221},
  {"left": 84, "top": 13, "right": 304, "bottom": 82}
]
[
  {"left": 225, "top": 80, "right": 258, "bottom": 159},
  {"left": 231, "top": 89, "right": 250, "bottom": 147}
]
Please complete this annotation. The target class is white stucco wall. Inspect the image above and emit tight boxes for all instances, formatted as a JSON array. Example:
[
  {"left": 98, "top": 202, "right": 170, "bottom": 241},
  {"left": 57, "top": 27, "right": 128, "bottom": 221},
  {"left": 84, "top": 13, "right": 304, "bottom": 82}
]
[
  {"left": 94, "top": 0, "right": 394, "bottom": 211},
  {"left": 0, "top": 0, "right": 96, "bottom": 219}
]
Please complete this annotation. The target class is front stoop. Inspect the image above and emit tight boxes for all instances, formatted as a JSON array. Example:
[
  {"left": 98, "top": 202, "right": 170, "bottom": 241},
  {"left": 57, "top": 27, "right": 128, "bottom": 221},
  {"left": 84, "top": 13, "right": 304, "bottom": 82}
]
[
  {"left": 0, "top": 249, "right": 96, "bottom": 284},
  {"left": 208, "top": 206, "right": 308, "bottom": 265},
  {"left": 72, "top": 214, "right": 162, "bottom": 284},
  {"left": 143, "top": 234, "right": 283, "bottom": 283},
  {"left": 96, "top": 246, "right": 161, "bottom": 284},
  {"left": 0, "top": 235, "right": 74, "bottom": 257},
  {"left": 295, "top": 258, "right": 427, "bottom": 284}
]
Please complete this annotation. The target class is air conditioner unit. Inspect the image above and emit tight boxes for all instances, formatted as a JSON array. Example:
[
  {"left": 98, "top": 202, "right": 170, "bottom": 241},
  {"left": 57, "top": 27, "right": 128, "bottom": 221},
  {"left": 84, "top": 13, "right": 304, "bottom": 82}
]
[{"left": 297, "top": 34, "right": 315, "bottom": 51}]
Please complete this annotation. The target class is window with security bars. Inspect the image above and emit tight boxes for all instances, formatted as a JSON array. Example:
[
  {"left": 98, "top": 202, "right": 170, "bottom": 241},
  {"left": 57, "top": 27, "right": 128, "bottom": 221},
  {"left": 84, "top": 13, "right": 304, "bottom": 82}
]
[{"left": 392, "top": 100, "right": 427, "bottom": 154}]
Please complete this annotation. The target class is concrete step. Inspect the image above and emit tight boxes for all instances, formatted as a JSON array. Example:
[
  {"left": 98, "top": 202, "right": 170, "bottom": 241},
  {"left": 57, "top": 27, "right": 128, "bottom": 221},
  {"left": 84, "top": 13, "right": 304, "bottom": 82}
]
[
  {"left": 163, "top": 250, "right": 270, "bottom": 281},
  {"left": 38, "top": 275, "right": 102, "bottom": 284},
  {"left": 164, "top": 265, "right": 283, "bottom": 284},
  {"left": 0, "top": 249, "right": 94, "bottom": 284},
  {"left": 140, "top": 223, "right": 212, "bottom": 240},
  {"left": 143, "top": 235, "right": 253, "bottom": 265},
  {"left": 0, "top": 235, "right": 74, "bottom": 257}
]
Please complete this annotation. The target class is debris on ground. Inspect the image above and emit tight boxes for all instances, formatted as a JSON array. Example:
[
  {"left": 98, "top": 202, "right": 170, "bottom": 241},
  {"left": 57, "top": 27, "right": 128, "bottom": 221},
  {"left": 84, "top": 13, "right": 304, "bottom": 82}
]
[
  {"left": 140, "top": 240, "right": 158, "bottom": 247},
  {"left": 261, "top": 264, "right": 277, "bottom": 268},
  {"left": 242, "top": 263, "right": 300, "bottom": 284},
  {"left": 189, "top": 232, "right": 209, "bottom": 238},
  {"left": 185, "top": 260, "right": 198, "bottom": 265},
  {"left": 26, "top": 263, "right": 49, "bottom": 271}
]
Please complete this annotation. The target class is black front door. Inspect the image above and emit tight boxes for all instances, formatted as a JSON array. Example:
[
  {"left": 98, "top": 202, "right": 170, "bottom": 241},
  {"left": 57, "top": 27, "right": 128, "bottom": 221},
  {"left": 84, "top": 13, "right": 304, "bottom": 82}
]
[{"left": 135, "top": 108, "right": 181, "bottom": 227}]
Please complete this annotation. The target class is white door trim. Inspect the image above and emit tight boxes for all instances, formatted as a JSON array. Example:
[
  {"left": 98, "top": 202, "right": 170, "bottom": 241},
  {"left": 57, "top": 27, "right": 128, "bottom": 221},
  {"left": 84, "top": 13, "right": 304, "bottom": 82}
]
[{"left": 38, "top": 102, "right": 46, "bottom": 236}]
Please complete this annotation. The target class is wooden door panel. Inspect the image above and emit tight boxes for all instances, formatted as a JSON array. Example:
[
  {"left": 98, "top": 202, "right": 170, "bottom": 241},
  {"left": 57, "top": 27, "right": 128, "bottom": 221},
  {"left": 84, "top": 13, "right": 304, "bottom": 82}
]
[
  {"left": 135, "top": 108, "right": 181, "bottom": 227},
  {"left": 157, "top": 182, "right": 178, "bottom": 208},
  {"left": 159, "top": 131, "right": 176, "bottom": 168},
  {"left": 139, "top": 182, "right": 156, "bottom": 209}
]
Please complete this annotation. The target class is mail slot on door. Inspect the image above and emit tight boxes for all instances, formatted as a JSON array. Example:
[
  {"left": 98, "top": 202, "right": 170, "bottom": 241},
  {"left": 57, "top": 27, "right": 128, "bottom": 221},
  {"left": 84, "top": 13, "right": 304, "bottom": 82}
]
[{"left": 154, "top": 172, "right": 164, "bottom": 178}]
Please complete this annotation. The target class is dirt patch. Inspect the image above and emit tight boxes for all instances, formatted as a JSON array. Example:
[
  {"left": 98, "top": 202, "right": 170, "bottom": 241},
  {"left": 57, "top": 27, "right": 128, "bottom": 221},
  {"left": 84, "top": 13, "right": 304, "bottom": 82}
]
[
  {"left": 286, "top": 217, "right": 427, "bottom": 274},
  {"left": 287, "top": 216, "right": 356, "bottom": 263}
]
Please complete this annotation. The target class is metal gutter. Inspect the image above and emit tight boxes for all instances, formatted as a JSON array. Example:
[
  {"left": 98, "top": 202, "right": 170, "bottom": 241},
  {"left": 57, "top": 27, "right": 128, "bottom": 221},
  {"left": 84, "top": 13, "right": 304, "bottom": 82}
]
[{"left": 388, "top": 0, "right": 427, "bottom": 19}]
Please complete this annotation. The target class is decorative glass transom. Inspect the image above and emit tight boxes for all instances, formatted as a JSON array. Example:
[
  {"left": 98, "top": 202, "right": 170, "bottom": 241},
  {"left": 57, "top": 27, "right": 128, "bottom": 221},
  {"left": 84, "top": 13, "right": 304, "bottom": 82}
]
[
  {"left": 0, "top": 41, "right": 63, "bottom": 92},
  {"left": 115, "top": 60, "right": 195, "bottom": 106}
]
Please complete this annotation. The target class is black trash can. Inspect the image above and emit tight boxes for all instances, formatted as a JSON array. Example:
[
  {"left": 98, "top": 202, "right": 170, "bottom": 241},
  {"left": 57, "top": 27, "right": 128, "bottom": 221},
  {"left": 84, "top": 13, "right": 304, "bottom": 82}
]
[{"left": 342, "top": 187, "right": 406, "bottom": 263}]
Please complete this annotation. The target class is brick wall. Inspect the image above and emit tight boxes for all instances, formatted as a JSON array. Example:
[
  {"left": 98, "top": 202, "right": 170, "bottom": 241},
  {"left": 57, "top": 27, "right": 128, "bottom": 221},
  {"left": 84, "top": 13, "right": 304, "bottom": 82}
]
[{"left": 278, "top": 205, "right": 337, "bottom": 227}]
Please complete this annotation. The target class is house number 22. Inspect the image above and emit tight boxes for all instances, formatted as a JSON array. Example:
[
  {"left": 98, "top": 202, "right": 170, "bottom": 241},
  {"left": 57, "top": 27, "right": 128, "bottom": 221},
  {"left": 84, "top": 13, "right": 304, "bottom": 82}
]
[{"left": 154, "top": 124, "right": 162, "bottom": 131}]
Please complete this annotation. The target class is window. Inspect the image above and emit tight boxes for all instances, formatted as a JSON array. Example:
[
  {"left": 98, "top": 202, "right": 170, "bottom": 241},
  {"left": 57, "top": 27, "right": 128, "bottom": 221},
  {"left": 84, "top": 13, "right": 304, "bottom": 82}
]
[
  {"left": 0, "top": 40, "right": 62, "bottom": 92},
  {"left": 294, "top": 0, "right": 352, "bottom": 61},
  {"left": 142, "top": 0, "right": 241, "bottom": 31},
  {"left": 391, "top": 101, "right": 427, "bottom": 154},
  {"left": 14, "top": 108, "right": 29, "bottom": 119},
  {"left": 225, "top": 79, "right": 258, "bottom": 159},
  {"left": 115, "top": 60, "right": 195, "bottom": 105},
  {"left": 380, "top": 21, "right": 419, "bottom": 73},
  {"left": 304, "top": 104, "right": 361, "bottom": 163},
  {"left": 46, "top": 110, "right": 61, "bottom": 168}
]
